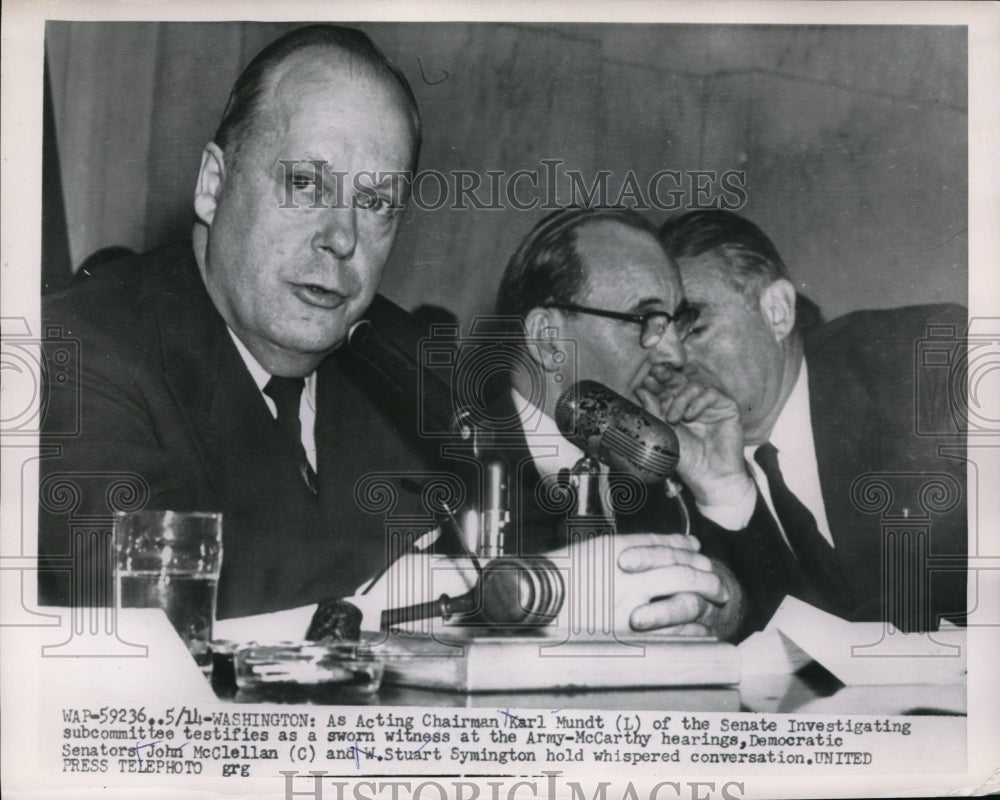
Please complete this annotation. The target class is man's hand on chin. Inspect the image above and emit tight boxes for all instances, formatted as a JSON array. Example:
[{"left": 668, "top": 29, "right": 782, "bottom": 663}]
[{"left": 637, "top": 365, "right": 754, "bottom": 509}]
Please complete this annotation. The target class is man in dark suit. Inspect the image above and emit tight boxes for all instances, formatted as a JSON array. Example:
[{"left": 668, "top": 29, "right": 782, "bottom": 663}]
[
  {"left": 39, "top": 25, "right": 435, "bottom": 619},
  {"left": 482, "top": 206, "right": 751, "bottom": 640},
  {"left": 657, "top": 210, "right": 967, "bottom": 632}
]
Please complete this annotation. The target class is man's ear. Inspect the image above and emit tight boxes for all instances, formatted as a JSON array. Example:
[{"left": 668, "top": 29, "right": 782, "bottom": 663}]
[
  {"left": 523, "top": 307, "right": 566, "bottom": 373},
  {"left": 758, "top": 279, "right": 797, "bottom": 342},
  {"left": 193, "top": 142, "right": 227, "bottom": 227}
]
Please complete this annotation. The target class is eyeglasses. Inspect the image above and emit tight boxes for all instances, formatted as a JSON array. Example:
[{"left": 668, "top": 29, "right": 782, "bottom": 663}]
[{"left": 543, "top": 300, "right": 700, "bottom": 348}]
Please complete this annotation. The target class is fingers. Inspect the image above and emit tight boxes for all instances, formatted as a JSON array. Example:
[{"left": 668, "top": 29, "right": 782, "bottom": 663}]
[
  {"left": 650, "top": 363, "right": 693, "bottom": 388},
  {"left": 546, "top": 534, "right": 738, "bottom": 637},
  {"left": 636, "top": 621, "right": 712, "bottom": 638},
  {"left": 640, "top": 372, "right": 668, "bottom": 396},
  {"left": 616, "top": 532, "right": 701, "bottom": 548},
  {"left": 621, "top": 560, "right": 730, "bottom": 605},
  {"left": 678, "top": 385, "right": 722, "bottom": 420},
  {"left": 629, "top": 592, "right": 713, "bottom": 632},
  {"left": 618, "top": 543, "right": 713, "bottom": 573},
  {"left": 635, "top": 387, "right": 661, "bottom": 418},
  {"left": 661, "top": 381, "right": 721, "bottom": 424}
]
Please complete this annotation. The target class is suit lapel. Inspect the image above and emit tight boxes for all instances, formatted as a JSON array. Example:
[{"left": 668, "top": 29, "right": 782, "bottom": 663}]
[
  {"left": 155, "top": 248, "right": 328, "bottom": 614},
  {"left": 805, "top": 343, "right": 881, "bottom": 613},
  {"left": 314, "top": 357, "right": 352, "bottom": 527},
  {"left": 156, "top": 247, "right": 229, "bottom": 501},
  {"left": 156, "top": 249, "right": 315, "bottom": 510}
]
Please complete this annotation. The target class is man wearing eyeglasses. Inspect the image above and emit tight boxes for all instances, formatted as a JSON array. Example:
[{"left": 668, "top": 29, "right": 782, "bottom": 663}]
[{"left": 488, "top": 207, "right": 753, "bottom": 640}]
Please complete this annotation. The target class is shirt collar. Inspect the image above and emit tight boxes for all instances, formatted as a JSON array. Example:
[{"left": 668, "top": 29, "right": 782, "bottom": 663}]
[
  {"left": 510, "top": 387, "right": 585, "bottom": 478},
  {"left": 227, "top": 328, "right": 316, "bottom": 402},
  {"left": 766, "top": 357, "right": 811, "bottom": 456}
]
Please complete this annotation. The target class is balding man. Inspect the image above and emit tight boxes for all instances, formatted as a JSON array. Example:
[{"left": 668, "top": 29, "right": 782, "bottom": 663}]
[{"left": 39, "top": 26, "right": 434, "bottom": 618}]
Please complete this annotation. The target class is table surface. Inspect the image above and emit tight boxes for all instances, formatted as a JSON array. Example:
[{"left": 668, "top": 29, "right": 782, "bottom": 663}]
[
  {"left": 221, "top": 661, "right": 966, "bottom": 716},
  {"left": 19, "top": 609, "right": 966, "bottom": 717}
]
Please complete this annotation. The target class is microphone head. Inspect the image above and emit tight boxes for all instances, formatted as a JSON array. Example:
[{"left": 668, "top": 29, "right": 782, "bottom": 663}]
[{"left": 555, "top": 380, "right": 679, "bottom": 484}]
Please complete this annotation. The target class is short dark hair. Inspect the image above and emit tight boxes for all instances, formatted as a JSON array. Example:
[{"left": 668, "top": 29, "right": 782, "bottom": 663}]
[
  {"left": 213, "top": 25, "right": 421, "bottom": 171},
  {"left": 659, "top": 210, "right": 789, "bottom": 300},
  {"left": 496, "top": 207, "right": 660, "bottom": 319}
]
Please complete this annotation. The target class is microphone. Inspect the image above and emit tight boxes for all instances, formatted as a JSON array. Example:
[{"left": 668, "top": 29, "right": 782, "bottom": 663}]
[
  {"left": 554, "top": 380, "right": 680, "bottom": 485},
  {"left": 380, "top": 555, "right": 564, "bottom": 630}
]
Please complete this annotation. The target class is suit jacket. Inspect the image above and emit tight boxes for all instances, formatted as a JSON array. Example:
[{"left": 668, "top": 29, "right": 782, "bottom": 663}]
[
  {"left": 39, "top": 243, "right": 439, "bottom": 618},
  {"left": 695, "top": 304, "right": 968, "bottom": 633}
]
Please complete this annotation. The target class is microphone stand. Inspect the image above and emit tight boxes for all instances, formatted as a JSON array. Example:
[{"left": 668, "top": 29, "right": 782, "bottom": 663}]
[
  {"left": 567, "top": 455, "right": 607, "bottom": 521},
  {"left": 460, "top": 420, "right": 511, "bottom": 560}
]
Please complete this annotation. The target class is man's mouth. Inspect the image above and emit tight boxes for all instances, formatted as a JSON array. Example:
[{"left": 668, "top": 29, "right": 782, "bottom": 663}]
[{"left": 292, "top": 283, "right": 348, "bottom": 310}]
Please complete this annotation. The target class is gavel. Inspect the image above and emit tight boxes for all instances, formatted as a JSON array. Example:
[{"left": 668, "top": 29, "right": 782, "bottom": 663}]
[{"left": 379, "top": 555, "right": 564, "bottom": 630}]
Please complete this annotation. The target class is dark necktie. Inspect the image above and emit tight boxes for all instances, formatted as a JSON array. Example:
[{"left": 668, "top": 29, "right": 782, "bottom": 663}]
[
  {"left": 264, "top": 376, "right": 318, "bottom": 495},
  {"left": 754, "top": 442, "right": 849, "bottom": 612}
]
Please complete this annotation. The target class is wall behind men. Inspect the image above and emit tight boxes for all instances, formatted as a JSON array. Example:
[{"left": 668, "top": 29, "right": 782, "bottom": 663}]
[{"left": 45, "top": 21, "right": 967, "bottom": 324}]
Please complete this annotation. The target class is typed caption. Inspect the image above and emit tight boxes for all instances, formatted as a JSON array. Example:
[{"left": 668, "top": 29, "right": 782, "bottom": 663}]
[{"left": 57, "top": 704, "right": 960, "bottom": 780}]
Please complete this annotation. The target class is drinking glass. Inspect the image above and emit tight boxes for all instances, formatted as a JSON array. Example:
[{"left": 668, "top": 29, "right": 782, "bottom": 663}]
[{"left": 115, "top": 510, "right": 223, "bottom": 672}]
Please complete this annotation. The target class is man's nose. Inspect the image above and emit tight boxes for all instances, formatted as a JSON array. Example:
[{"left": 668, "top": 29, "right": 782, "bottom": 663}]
[
  {"left": 649, "top": 325, "right": 686, "bottom": 369},
  {"left": 314, "top": 203, "right": 358, "bottom": 260}
]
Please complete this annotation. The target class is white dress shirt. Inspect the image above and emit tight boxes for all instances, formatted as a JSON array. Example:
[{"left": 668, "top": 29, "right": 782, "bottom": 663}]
[
  {"left": 228, "top": 329, "right": 318, "bottom": 471},
  {"left": 697, "top": 359, "right": 835, "bottom": 548},
  {"left": 511, "top": 387, "right": 586, "bottom": 477}
]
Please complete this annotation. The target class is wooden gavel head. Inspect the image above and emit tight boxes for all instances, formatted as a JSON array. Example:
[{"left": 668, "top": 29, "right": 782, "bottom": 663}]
[{"left": 478, "top": 555, "right": 564, "bottom": 627}]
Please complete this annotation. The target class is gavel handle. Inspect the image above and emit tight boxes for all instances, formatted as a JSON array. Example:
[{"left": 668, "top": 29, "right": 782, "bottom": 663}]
[{"left": 380, "top": 591, "right": 479, "bottom": 630}]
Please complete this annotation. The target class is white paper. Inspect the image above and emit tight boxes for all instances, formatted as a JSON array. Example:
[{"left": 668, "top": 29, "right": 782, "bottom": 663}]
[{"left": 761, "top": 596, "right": 966, "bottom": 685}]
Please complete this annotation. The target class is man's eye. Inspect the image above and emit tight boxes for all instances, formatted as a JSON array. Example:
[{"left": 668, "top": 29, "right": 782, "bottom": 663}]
[
  {"left": 684, "top": 325, "right": 706, "bottom": 341},
  {"left": 291, "top": 174, "right": 317, "bottom": 190},
  {"left": 357, "top": 192, "right": 400, "bottom": 216}
]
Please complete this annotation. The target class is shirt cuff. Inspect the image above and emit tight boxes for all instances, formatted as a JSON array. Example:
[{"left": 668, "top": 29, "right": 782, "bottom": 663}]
[{"left": 696, "top": 480, "right": 758, "bottom": 531}]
